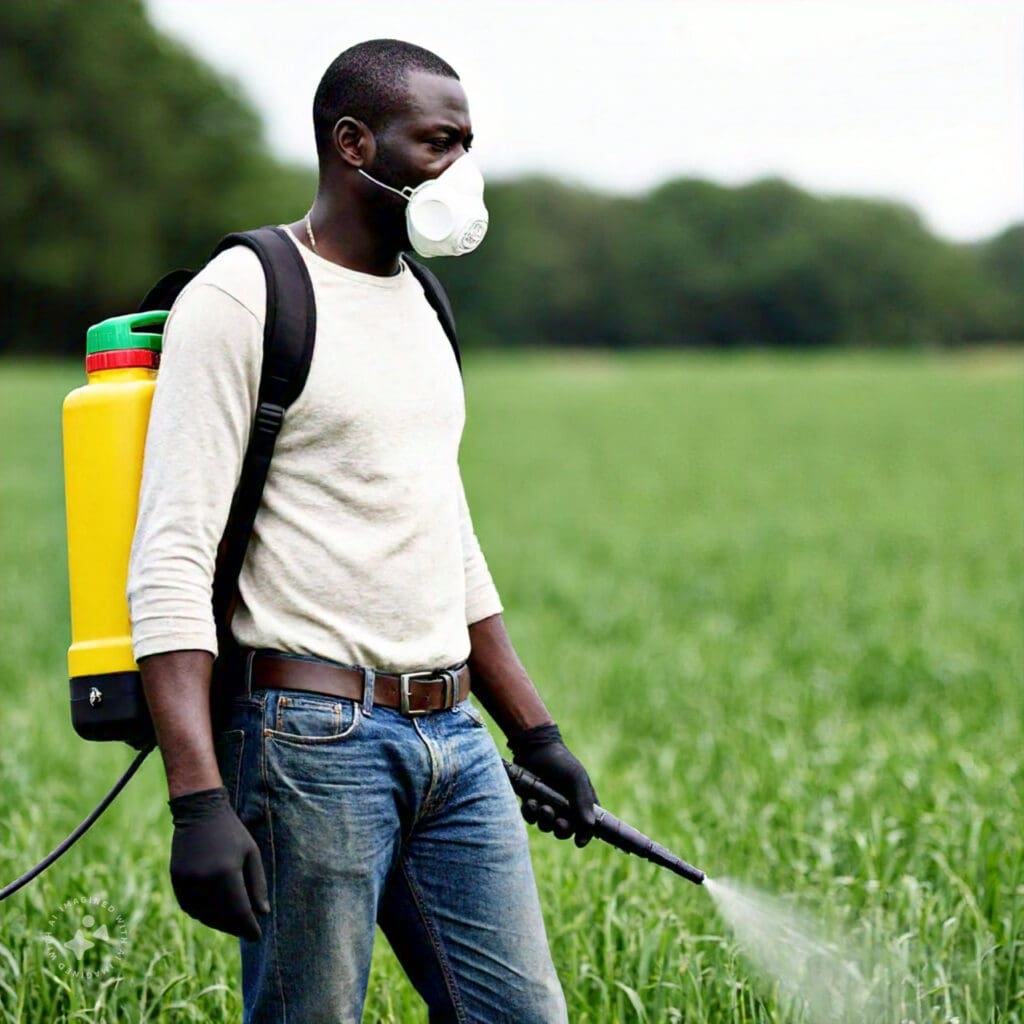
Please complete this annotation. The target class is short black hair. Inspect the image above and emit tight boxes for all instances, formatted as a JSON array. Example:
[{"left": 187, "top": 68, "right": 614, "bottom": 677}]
[{"left": 313, "top": 39, "right": 459, "bottom": 162}]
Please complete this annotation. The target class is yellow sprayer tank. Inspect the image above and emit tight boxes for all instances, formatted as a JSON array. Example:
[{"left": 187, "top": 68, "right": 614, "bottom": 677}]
[{"left": 63, "top": 311, "right": 165, "bottom": 743}]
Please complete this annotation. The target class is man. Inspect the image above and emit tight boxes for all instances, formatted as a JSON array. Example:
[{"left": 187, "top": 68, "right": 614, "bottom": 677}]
[{"left": 128, "top": 39, "right": 598, "bottom": 1024}]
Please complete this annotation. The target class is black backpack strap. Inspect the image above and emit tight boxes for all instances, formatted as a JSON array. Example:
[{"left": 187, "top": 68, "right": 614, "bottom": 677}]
[
  {"left": 406, "top": 257, "right": 462, "bottom": 375},
  {"left": 209, "top": 226, "right": 317, "bottom": 638},
  {"left": 138, "top": 268, "right": 197, "bottom": 314}
]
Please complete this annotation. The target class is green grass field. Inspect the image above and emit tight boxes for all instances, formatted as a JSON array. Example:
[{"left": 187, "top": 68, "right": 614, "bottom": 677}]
[{"left": 0, "top": 351, "right": 1021, "bottom": 1023}]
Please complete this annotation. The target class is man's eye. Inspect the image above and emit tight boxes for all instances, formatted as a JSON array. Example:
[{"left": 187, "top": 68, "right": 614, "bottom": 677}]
[{"left": 430, "top": 138, "right": 452, "bottom": 151}]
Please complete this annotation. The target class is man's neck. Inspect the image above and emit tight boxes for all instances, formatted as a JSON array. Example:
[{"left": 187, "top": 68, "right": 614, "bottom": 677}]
[{"left": 292, "top": 195, "right": 405, "bottom": 277}]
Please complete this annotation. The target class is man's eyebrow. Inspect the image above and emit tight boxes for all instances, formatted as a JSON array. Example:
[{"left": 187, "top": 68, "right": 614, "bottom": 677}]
[{"left": 424, "top": 123, "right": 474, "bottom": 143}]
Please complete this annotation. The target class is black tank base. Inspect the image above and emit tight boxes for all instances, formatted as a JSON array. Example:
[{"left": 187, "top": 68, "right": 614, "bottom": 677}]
[{"left": 70, "top": 672, "right": 155, "bottom": 749}]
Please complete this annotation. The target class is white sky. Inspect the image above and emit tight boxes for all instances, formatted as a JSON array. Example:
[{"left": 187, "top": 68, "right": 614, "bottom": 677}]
[{"left": 146, "top": 0, "right": 1023, "bottom": 242}]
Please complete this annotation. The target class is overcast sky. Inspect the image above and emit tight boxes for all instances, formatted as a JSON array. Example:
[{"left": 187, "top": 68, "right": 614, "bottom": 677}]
[{"left": 146, "top": 0, "right": 1023, "bottom": 242}]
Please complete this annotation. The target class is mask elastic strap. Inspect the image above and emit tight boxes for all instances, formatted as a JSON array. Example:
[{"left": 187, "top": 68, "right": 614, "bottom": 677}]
[{"left": 358, "top": 169, "right": 414, "bottom": 201}]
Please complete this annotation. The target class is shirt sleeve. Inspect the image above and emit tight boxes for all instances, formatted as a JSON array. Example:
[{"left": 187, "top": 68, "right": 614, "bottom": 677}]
[
  {"left": 457, "top": 472, "right": 503, "bottom": 626},
  {"left": 127, "top": 281, "right": 262, "bottom": 660}
]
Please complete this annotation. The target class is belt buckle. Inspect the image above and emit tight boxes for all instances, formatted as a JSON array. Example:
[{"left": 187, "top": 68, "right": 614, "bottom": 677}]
[{"left": 398, "top": 670, "right": 454, "bottom": 717}]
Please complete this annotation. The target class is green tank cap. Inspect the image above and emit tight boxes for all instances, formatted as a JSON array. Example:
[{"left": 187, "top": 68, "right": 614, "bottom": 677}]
[{"left": 86, "top": 311, "right": 167, "bottom": 355}]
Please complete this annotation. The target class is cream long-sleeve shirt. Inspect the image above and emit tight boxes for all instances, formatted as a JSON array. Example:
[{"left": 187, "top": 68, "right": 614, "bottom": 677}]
[{"left": 127, "top": 229, "right": 502, "bottom": 673}]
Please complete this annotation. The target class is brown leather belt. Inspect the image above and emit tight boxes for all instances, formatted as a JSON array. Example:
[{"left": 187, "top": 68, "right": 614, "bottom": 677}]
[{"left": 245, "top": 650, "right": 470, "bottom": 717}]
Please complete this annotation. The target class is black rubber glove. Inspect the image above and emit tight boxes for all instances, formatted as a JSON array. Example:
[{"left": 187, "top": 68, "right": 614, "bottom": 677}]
[
  {"left": 508, "top": 723, "right": 599, "bottom": 848},
  {"left": 168, "top": 786, "right": 270, "bottom": 941}
]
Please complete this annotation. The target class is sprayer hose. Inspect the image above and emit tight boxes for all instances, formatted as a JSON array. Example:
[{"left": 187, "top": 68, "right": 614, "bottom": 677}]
[{"left": 0, "top": 742, "right": 156, "bottom": 902}]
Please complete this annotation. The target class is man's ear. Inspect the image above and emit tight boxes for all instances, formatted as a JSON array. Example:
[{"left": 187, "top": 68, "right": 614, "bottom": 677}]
[{"left": 333, "top": 117, "right": 374, "bottom": 168}]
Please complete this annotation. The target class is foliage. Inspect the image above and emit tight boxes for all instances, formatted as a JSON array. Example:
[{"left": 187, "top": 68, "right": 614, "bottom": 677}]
[
  {"left": 970, "top": 225, "right": 1024, "bottom": 341},
  {"left": 0, "top": 351, "right": 1022, "bottom": 1022},
  {"left": 436, "top": 176, "right": 1021, "bottom": 349},
  {"left": 0, "top": 0, "right": 1020, "bottom": 352},
  {"left": 0, "top": 0, "right": 314, "bottom": 354}
]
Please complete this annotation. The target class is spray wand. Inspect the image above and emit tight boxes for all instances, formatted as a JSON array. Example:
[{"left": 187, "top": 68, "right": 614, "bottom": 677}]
[{"left": 502, "top": 760, "right": 706, "bottom": 885}]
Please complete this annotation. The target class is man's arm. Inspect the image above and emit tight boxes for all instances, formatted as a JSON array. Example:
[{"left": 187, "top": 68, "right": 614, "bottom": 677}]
[
  {"left": 128, "top": 272, "right": 261, "bottom": 789},
  {"left": 456, "top": 473, "right": 599, "bottom": 843},
  {"left": 465, "top": 612, "right": 553, "bottom": 738},
  {"left": 467, "top": 612, "right": 600, "bottom": 846},
  {"left": 139, "top": 650, "right": 220, "bottom": 799}
]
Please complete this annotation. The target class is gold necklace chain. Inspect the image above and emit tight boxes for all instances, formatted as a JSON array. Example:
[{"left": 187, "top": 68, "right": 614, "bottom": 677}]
[{"left": 304, "top": 212, "right": 317, "bottom": 251}]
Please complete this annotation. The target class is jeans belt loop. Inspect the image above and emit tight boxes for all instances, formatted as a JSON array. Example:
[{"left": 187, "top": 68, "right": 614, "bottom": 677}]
[
  {"left": 361, "top": 667, "right": 376, "bottom": 718},
  {"left": 243, "top": 648, "right": 256, "bottom": 698}
]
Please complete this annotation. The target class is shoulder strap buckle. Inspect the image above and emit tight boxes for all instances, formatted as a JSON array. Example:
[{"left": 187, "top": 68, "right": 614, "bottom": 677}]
[{"left": 253, "top": 401, "right": 285, "bottom": 441}]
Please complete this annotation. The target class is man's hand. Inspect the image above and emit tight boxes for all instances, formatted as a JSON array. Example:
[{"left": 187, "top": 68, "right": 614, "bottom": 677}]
[
  {"left": 509, "top": 723, "right": 600, "bottom": 848},
  {"left": 168, "top": 787, "right": 270, "bottom": 941},
  {"left": 141, "top": 651, "right": 267, "bottom": 936}
]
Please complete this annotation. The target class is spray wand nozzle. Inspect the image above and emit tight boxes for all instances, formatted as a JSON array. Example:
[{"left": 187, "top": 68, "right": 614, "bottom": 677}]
[{"left": 502, "top": 760, "right": 706, "bottom": 885}]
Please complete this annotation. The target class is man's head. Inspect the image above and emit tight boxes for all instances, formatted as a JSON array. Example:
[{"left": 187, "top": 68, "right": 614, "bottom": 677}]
[
  {"left": 313, "top": 39, "right": 466, "bottom": 170},
  {"left": 311, "top": 40, "right": 475, "bottom": 253}
]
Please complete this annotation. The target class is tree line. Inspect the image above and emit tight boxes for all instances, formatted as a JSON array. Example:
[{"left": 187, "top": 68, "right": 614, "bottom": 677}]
[{"left": 2, "top": 0, "right": 1020, "bottom": 355}]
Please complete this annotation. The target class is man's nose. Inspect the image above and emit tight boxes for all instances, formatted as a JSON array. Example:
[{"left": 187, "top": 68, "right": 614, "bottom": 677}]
[{"left": 437, "top": 148, "right": 467, "bottom": 174}]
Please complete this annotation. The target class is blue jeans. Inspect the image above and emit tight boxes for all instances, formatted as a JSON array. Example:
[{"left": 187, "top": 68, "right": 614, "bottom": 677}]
[{"left": 214, "top": 659, "right": 568, "bottom": 1024}]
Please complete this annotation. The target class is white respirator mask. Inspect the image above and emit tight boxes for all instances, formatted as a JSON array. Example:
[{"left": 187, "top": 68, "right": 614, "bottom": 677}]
[{"left": 359, "top": 154, "right": 489, "bottom": 258}]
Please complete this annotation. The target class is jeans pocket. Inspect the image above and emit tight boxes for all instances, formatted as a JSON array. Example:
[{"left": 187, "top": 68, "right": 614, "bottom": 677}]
[
  {"left": 214, "top": 728, "right": 245, "bottom": 810},
  {"left": 454, "top": 697, "right": 487, "bottom": 728},
  {"left": 265, "top": 690, "right": 362, "bottom": 745}
]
